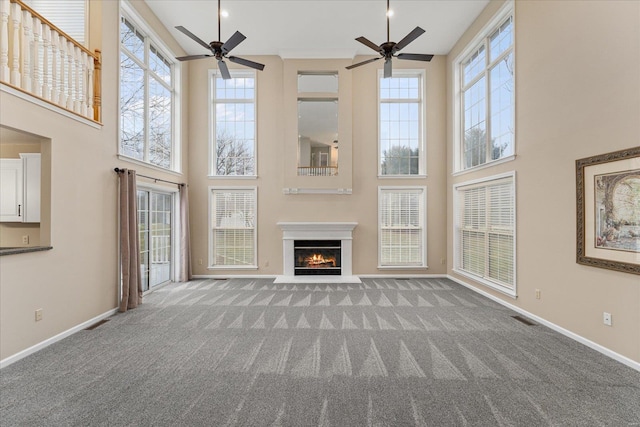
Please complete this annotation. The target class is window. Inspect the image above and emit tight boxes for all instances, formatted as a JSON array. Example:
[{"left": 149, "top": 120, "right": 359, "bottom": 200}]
[
  {"left": 378, "top": 187, "right": 427, "bottom": 267},
  {"left": 210, "top": 187, "right": 257, "bottom": 268},
  {"left": 379, "top": 71, "right": 425, "bottom": 176},
  {"left": 210, "top": 70, "right": 256, "bottom": 176},
  {"left": 457, "top": 5, "right": 514, "bottom": 171},
  {"left": 119, "top": 10, "right": 177, "bottom": 170},
  {"left": 26, "top": 0, "right": 87, "bottom": 45},
  {"left": 454, "top": 173, "right": 516, "bottom": 295}
]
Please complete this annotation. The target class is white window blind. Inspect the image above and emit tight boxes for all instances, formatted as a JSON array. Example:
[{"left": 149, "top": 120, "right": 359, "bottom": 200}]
[
  {"left": 211, "top": 188, "right": 256, "bottom": 267},
  {"left": 379, "top": 187, "right": 426, "bottom": 267},
  {"left": 455, "top": 174, "right": 515, "bottom": 294},
  {"left": 27, "top": 0, "right": 87, "bottom": 45}
]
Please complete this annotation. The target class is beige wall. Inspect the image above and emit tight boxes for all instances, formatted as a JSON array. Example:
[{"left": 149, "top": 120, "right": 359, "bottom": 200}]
[
  {"left": 186, "top": 55, "right": 448, "bottom": 277},
  {"left": 447, "top": 0, "right": 640, "bottom": 363},
  {"left": 0, "top": 0, "right": 189, "bottom": 361}
]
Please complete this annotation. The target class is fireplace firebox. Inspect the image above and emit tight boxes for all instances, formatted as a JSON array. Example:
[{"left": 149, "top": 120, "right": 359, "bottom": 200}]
[{"left": 294, "top": 240, "right": 341, "bottom": 275}]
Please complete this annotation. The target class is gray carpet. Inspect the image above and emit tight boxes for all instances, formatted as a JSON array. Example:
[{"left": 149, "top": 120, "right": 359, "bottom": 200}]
[{"left": 1, "top": 278, "right": 639, "bottom": 426}]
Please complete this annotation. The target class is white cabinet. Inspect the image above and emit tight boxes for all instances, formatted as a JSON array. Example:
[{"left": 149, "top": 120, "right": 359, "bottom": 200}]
[
  {"left": 20, "top": 154, "right": 41, "bottom": 223},
  {"left": 0, "top": 154, "right": 41, "bottom": 223},
  {"left": 0, "top": 159, "right": 24, "bottom": 222}
]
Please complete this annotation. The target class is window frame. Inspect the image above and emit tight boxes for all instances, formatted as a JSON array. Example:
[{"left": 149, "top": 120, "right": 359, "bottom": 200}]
[
  {"left": 208, "top": 69, "right": 258, "bottom": 178},
  {"left": 377, "top": 69, "right": 426, "bottom": 178},
  {"left": 453, "top": 1, "right": 515, "bottom": 174},
  {"left": 208, "top": 186, "right": 258, "bottom": 269},
  {"left": 453, "top": 171, "right": 517, "bottom": 297},
  {"left": 378, "top": 186, "right": 428, "bottom": 269},
  {"left": 119, "top": 2, "right": 181, "bottom": 173}
]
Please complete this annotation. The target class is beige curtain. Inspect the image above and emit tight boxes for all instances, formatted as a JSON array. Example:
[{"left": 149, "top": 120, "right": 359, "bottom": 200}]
[
  {"left": 179, "top": 184, "right": 192, "bottom": 282},
  {"left": 118, "top": 168, "right": 142, "bottom": 312}
]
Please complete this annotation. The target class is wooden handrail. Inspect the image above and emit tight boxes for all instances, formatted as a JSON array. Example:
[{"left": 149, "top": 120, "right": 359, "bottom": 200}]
[{"left": 10, "top": 0, "right": 98, "bottom": 60}]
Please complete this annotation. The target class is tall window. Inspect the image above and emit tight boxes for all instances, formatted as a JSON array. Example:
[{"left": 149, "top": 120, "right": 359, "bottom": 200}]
[
  {"left": 210, "top": 187, "right": 257, "bottom": 268},
  {"left": 210, "top": 70, "right": 256, "bottom": 176},
  {"left": 378, "top": 187, "right": 427, "bottom": 267},
  {"left": 458, "top": 6, "right": 514, "bottom": 171},
  {"left": 120, "top": 11, "right": 176, "bottom": 170},
  {"left": 454, "top": 173, "right": 516, "bottom": 295},
  {"left": 379, "top": 71, "right": 425, "bottom": 176}
]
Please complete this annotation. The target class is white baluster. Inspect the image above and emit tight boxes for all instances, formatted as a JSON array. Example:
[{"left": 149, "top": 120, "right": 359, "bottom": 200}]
[
  {"left": 31, "top": 16, "right": 42, "bottom": 97},
  {"left": 66, "top": 40, "right": 74, "bottom": 110},
  {"left": 41, "top": 23, "right": 51, "bottom": 101},
  {"left": 87, "top": 54, "right": 94, "bottom": 119},
  {"left": 74, "top": 45, "right": 82, "bottom": 113},
  {"left": 51, "top": 31, "right": 59, "bottom": 104},
  {"left": 10, "top": 2, "right": 20, "bottom": 86},
  {"left": 0, "top": 0, "right": 10, "bottom": 81},
  {"left": 79, "top": 51, "right": 88, "bottom": 116},
  {"left": 21, "top": 9, "right": 32, "bottom": 92},
  {"left": 58, "top": 38, "right": 67, "bottom": 107}
]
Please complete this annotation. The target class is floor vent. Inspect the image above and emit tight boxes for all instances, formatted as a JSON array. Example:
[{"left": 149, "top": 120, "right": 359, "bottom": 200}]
[
  {"left": 84, "top": 319, "right": 110, "bottom": 330},
  {"left": 512, "top": 315, "right": 536, "bottom": 326}
]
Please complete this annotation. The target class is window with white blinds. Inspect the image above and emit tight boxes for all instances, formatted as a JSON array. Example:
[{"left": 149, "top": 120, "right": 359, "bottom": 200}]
[
  {"left": 454, "top": 173, "right": 516, "bottom": 295},
  {"left": 26, "top": 0, "right": 87, "bottom": 45},
  {"left": 210, "top": 187, "right": 257, "bottom": 268},
  {"left": 378, "top": 187, "right": 427, "bottom": 267}
]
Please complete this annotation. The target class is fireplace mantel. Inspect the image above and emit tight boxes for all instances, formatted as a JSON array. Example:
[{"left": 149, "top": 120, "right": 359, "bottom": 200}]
[{"left": 275, "top": 222, "right": 360, "bottom": 283}]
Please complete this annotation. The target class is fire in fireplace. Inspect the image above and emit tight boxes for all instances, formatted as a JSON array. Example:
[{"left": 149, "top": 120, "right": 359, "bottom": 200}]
[{"left": 294, "top": 240, "right": 341, "bottom": 275}]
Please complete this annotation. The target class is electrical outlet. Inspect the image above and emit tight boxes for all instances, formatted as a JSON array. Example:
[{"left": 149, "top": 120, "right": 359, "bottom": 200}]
[
  {"left": 22, "top": 235, "right": 29, "bottom": 245},
  {"left": 603, "top": 312, "right": 612, "bottom": 326},
  {"left": 440, "top": 258, "right": 446, "bottom": 265},
  {"left": 35, "top": 309, "right": 43, "bottom": 322},
  {"left": 535, "top": 289, "right": 541, "bottom": 299},
  {"left": 198, "top": 259, "right": 203, "bottom": 265}
]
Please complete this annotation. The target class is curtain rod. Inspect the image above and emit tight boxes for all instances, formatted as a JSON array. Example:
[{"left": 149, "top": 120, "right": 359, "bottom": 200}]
[{"left": 113, "top": 168, "right": 185, "bottom": 187}]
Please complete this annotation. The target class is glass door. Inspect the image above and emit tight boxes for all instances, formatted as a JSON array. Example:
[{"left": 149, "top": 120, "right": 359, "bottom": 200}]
[{"left": 138, "top": 189, "right": 173, "bottom": 291}]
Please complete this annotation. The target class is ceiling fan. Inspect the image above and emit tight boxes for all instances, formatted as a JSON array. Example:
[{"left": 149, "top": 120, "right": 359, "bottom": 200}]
[
  {"left": 174, "top": 0, "right": 265, "bottom": 79},
  {"left": 346, "top": 0, "right": 433, "bottom": 78}
]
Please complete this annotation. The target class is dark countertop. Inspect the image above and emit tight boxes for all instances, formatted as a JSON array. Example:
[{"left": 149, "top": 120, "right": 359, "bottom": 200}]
[{"left": 0, "top": 246, "right": 53, "bottom": 256}]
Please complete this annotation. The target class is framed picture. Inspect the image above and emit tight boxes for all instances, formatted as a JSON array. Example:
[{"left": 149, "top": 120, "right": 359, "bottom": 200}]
[{"left": 576, "top": 146, "right": 640, "bottom": 274}]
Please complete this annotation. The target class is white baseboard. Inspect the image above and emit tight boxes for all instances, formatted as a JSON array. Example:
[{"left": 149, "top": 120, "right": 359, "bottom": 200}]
[
  {"left": 0, "top": 308, "right": 119, "bottom": 369},
  {"left": 447, "top": 275, "right": 640, "bottom": 372},
  {"left": 191, "top": 274, "right": 278, "bottom": 280}
]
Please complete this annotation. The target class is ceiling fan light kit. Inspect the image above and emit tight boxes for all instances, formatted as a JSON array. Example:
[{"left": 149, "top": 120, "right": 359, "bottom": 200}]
[{"left": 174, "top": 0, "right": 432, "bottom": 80}]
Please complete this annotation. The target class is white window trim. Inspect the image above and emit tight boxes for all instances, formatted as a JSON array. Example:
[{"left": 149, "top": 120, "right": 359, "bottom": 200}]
[
  {"left": 208, "top": 69, "right": 258, "bottom": 178},
  {"left": 378, "top": 185, "right": 428, "bottom": 269},
  {"left": 136, "top": 182, "right": 181, "bottom": 286},
  {"left": 119, "top": 1, "right": 182, "bottom": 173},
  {"left": 452, "top": 171, "right": 517, "bottom": 297},
  {"left": 377, "top": 69, "right": 427, "bottom": 178},
  {"left": 208, "top": 186, "right": 258, "bottom": 270},
  {"left": 452, "top": 0, "right": 514, "bottom": 174}
]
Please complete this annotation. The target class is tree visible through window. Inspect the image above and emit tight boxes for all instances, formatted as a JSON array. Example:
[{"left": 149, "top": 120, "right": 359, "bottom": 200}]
[
  {"left": 379, "top": 72, "right": 424, "bottom": 176},
  {"left": 460, "top": 13, "right": 514, "bottom": 170},
  {"left": 120, "top": 15, "right": 175, "bottom": 170},
  {"left": 211, "top": 72, "right": 256, "bottom": 176}
]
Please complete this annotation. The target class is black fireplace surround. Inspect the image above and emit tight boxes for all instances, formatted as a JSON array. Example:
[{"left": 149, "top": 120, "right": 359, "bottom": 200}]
[{"left": 294, "top": 240, "right": 341, "bottom": 276}]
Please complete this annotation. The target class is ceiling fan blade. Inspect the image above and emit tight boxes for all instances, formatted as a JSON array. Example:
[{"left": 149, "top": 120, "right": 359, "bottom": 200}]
[
  {"left": 175, "top": 26, "right": 212, "bottom": 51},
  {"left": 218, "top": 59, "right": 231, "bottom": 80},
  {"left": 222, "top": 31, "right": 247, "bottom": 54},
  {"left": 393, "top": 26, "right": 426, "bottom": 52},
  {"left": 397, "top": 53, "right": 434, "bottom": 62},
  {"left": 228, "top": 56, "right": 265, "bottom": 71},
  {"left": 356, "top": 36, "right": 382, "bottom": 53},
  {"left": 175, "top": 54, "right": 214, "bottom": 61},
  {"left": 345, "top": 56, "right": 382, "bottom": 70}
]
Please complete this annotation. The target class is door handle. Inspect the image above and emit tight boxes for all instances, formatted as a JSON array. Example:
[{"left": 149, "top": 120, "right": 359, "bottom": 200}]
[{"left": 18, "top": 204, "right": 21, "bottom": 217}]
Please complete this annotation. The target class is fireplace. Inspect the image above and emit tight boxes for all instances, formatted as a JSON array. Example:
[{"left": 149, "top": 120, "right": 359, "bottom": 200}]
[
  {"left": 294, "top": 240, "right": 341, "bottom": 276},
  {"left": 276, "top": 222, "right": 360, "bottom": 283}
]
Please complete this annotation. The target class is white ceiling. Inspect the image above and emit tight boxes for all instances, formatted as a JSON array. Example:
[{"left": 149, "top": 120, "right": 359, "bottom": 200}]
[{"left": 144, "top": 0, "right": 489, "bottom": 59}]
